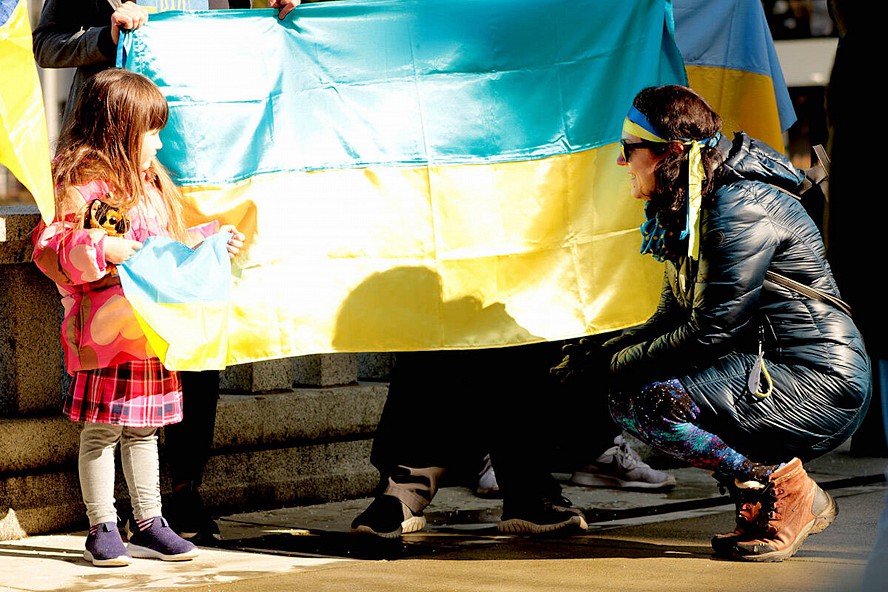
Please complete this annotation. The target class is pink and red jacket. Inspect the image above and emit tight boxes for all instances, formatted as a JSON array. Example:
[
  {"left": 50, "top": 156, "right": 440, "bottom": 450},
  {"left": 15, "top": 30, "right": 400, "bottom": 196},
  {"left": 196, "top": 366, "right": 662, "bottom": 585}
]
[{"left": 32, "top": 179, "right": 217, "bottom": 374}]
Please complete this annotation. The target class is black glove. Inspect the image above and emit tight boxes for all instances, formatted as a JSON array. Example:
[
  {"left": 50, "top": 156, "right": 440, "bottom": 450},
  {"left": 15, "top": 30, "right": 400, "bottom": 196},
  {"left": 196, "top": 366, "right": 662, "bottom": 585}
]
[{"left": 550, "top": 337, "right": 613, "bottom": 384}]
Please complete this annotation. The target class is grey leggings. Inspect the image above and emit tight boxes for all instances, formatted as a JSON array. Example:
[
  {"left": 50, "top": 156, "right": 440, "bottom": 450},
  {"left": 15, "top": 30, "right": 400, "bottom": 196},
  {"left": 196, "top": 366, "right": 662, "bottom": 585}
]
[{"left": 79, "top": 422, "right": 163, "bottom": 526}]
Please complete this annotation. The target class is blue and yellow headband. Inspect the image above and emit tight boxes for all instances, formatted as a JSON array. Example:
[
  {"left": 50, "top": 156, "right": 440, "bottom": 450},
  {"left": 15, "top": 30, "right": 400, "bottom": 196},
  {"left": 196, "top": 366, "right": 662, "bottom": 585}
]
[
  {"left": 624, "top": 106, "right": 667, "bottom": 142},
  {"left": 623, "top": 105, "right": 720, "bottom": 260}
]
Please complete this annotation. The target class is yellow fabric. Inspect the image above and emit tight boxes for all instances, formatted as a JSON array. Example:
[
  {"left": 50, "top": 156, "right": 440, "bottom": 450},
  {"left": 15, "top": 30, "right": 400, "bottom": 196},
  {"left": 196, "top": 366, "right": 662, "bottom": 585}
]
[
  {"left": 686, "top": 65, "right": 786, "bottom": 153},
  {"left": 686, "top": 142, "right": 703, "bottom": 259},
  {"left": 130, "top": 300, "right": 230, "bottom": 370},
  {"left": 180, "top": 146, "right": 662, "bottom": 364},
  {"left": 0, "top": 0, "right": 54, "bottom": 223},
  {"left": 623, "top": 120, "right": 667, "bottom": 143}
]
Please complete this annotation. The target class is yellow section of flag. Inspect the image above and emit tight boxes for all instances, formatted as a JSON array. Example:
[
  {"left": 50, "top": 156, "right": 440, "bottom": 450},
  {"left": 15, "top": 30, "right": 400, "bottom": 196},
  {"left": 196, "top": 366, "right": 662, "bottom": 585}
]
[
  {"left": 0, "top": 0, "right": 54, "bottom": 223},
  {"left": 179, "top": 148, "right": 664, "bottom": 365},
  {"left": 686, "top": 66, "right": 787, "bottom": 155}
]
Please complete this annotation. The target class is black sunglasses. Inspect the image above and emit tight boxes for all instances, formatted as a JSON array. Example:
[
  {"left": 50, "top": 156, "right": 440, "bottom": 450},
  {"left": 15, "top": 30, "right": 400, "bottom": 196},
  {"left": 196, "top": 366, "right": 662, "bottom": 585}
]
[{"left": 620, "top": 139, "right": 663, "bottom": 162}]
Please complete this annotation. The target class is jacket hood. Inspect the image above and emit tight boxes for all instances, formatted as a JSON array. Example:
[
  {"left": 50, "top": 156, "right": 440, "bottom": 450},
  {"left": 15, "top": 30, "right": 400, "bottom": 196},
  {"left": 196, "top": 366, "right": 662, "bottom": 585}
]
[{"left": 716, "top": 131, "right": 806, "bottom": 194}]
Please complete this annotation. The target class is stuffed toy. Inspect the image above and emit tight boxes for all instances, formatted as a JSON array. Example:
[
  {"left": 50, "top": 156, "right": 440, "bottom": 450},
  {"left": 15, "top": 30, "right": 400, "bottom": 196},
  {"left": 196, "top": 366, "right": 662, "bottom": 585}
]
[
  {"left": 85, "top": 198, "right": 131, "bottom": 236},
  {"left": 84, "top": 199, "right": 131, "bottom": 276}
]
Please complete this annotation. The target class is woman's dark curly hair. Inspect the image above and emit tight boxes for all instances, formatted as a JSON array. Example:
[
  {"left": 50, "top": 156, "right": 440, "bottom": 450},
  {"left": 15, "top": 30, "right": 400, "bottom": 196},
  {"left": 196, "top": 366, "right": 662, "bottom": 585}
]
[{"left": 632, "top": 85, "right": 724, "bottom": 226}]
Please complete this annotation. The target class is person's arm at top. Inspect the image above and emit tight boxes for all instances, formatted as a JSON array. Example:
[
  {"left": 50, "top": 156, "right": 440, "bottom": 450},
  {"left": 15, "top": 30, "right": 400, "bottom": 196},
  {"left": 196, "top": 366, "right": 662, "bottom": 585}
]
[{"left": 33, "top": 0, "right": 149, "bottom": 70}]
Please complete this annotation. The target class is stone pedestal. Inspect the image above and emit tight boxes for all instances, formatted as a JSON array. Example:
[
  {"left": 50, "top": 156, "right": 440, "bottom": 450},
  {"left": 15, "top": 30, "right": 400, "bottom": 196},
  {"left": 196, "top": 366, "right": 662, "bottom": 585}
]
[
  {"left": 221, "top": 359, "right": 295, "bottom": 393},
  {"left": 293, "top": 353, "right": 359, "bottom": 387},
  {"left": 0, "top": 207, "right": 67, "bottom": 416}
]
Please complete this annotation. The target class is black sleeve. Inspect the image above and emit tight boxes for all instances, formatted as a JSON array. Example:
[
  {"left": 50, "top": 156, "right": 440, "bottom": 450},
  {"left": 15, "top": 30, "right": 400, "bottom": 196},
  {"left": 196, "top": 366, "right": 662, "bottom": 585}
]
[{"left": 33, "top": 0, "right": 117, "bottom": 70}]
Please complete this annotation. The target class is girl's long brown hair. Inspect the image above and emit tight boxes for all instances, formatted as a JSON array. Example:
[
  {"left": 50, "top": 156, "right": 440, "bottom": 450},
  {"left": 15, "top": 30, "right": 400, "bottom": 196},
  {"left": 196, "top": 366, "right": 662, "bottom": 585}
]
[{"left": 52, "top": 68, "right": 186, "bottom": 241}]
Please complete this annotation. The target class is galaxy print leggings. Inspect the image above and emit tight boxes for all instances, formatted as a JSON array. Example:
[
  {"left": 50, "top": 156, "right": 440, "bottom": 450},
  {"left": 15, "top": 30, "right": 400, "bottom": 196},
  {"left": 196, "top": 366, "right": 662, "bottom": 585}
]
[{"left": 608, "top": 378, "right": 778, "bottom": 483}]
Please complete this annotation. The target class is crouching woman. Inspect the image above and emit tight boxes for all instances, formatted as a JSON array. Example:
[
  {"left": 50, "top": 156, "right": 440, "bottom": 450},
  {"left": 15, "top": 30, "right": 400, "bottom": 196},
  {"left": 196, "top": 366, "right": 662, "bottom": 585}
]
[{"left": 591, "top": 85, "right": 870, "bottom": 562}]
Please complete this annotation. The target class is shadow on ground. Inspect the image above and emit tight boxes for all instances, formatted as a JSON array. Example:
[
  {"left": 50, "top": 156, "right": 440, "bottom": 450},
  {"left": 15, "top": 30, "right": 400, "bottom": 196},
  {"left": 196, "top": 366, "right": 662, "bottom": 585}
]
[{"left": 219, "top": 473, "right": 886, "bottom": 562}]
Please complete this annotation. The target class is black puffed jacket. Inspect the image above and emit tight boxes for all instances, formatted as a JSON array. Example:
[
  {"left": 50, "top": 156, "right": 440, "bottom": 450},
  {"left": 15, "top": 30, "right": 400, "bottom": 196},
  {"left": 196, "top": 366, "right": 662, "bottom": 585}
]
[{"left": 606, "top": 132, "right": 871, "bottom": 463}]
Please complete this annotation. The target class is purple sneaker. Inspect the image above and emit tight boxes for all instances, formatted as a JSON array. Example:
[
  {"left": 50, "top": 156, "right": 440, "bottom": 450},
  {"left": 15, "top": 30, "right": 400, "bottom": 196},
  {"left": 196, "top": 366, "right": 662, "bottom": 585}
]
[
  {"left": 127, "top": 517, "right": 199, "bottom": 561},
  {"left": 84, "top": 521, "right": 132, "bottom": 567}
]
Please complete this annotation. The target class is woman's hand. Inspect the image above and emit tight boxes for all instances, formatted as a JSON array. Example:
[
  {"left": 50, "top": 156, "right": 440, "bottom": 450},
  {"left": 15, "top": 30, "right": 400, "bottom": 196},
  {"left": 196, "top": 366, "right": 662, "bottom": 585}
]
[
  {"left": 220, "top": 224, "right": 245, "bottom": 259},
  {"left": 550, "top": 338, "right": 613, "bottom": 385},
  {"left": 110, "top": 1, "right": 149, "bottom": 45},
  {"left": 104, "top": 236, "right": 143, "bottom": 264}
]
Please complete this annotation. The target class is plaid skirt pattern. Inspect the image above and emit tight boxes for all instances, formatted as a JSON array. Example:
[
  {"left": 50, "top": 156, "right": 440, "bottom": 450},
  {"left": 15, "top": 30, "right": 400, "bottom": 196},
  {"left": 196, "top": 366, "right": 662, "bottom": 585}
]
[{"left": 64, "top": 359, "right": 183, "bottom": 427}]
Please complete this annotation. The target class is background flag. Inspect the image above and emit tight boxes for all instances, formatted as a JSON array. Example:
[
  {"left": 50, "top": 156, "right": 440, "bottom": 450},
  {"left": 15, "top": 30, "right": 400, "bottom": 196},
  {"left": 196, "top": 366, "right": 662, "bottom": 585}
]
[
  {"left": 0, "top": 0, "right": 54, "bottom": 224},
  {"left": 674, "top": 0, "right": 796, "bottom": 152},
  {"left": 119, "top": 0, "right": 687, "bottom": 368}
]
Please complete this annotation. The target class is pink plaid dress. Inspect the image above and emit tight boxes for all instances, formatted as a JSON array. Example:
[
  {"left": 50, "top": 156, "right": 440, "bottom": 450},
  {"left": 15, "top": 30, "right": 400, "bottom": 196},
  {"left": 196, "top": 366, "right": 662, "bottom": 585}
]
[{"left": 65, "top": 358, "right": 183, "bottom": 427}]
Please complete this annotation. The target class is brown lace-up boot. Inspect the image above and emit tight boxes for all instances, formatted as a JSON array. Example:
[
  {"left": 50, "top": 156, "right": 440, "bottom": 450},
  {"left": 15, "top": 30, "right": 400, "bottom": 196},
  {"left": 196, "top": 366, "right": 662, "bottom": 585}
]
[
  {"left": 732, "top": 458, "right": 838, "bottom": 562},
  {"left": 710, "top": 475, "right": 763, "bottom": 556}
]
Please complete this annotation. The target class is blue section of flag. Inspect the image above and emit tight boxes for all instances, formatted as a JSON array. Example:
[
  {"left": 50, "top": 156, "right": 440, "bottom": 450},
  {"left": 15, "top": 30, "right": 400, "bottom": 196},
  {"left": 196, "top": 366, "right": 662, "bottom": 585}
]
[
  {"left": 118, "top": 233, "right": 231, "bottom": 305},
  {"left": 120, "top": 0, "right": 686, "bottom": 186},
  {"left": 136, "top": 0, "right": 209, "bottom": 9},
  {"left": 0, "top": 0, "right": 15, "bottom": 28}
]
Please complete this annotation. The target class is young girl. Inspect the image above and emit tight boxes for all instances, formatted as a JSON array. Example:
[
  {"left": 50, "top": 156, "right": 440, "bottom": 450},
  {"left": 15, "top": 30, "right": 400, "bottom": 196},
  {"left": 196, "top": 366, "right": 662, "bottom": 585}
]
[{"left": 32, "top": 68, "right": 245, "bottom": 567}]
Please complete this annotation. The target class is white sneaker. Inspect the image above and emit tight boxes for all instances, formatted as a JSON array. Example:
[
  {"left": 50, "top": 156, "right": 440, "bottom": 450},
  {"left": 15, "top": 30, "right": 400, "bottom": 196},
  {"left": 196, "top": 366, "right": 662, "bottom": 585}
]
[
  {"left": 474, "top": 453, "right": 501, "bottom": 498},
  {"left": 570, "top": 436, "right": 676, "bottom": 490}
]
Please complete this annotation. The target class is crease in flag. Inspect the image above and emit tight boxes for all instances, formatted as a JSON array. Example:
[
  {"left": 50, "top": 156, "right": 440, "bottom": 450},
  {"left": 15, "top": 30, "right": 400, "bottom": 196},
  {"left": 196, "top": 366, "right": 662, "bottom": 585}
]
[
  {"left": 118, "top": 0, "right": 688, "bottom": 368},
  {"left": 674, "top": 0, "right": 796, "bottom": 152},
  {"left": 0, "top": 0, "right": 54, "bottom": 223}
]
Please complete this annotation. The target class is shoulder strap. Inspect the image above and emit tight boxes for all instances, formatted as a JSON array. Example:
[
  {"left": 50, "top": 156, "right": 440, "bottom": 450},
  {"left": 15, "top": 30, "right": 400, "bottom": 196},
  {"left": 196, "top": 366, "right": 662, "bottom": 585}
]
[
  {"left": 797, "top": 144, "right": 830, "bottom": 197},
  {"left": 761, "top": 146, "right": 847, "bottom": 316},
  {"left": 764, "top": 270, "right": 852, "bottom": 317}
]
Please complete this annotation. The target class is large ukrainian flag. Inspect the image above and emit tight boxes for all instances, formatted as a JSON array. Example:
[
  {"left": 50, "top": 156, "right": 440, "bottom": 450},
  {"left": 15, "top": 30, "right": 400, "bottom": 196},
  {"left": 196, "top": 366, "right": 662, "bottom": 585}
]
[
  {"left": 674, "top": 0, "right": 796, "bottom": 151},
  {"left": 119, "top": 0, "right": 687, "bottom": 369},
  {"left": 0, "top": 0, "right": 54, "bottom": 223}
]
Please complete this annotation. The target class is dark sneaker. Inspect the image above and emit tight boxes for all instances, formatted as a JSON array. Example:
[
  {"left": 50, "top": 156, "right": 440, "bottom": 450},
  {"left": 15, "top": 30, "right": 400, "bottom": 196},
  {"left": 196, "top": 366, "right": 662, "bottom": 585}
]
[
  {"left": 127, "top": 517, "right": 199, "bottom": 561},
  {"left": 166, "top": 484, "right": 222, "bottom": 544},
  {"left": 498, "top": 497, "right": 588, "bottom": 535},
  {"left": 351, "top": 495, "right": 427, "bottom": 539},
  {"left": 84, "top": 522, "right": 132, "bottom": 567}
]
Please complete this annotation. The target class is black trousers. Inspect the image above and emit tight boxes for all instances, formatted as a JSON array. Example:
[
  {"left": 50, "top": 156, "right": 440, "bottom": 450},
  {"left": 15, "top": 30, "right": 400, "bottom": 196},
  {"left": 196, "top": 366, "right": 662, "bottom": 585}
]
[
  {"left": 370, "top": 342, "right": 620, "bottom": 510},
  {"left": 164, "top": 370, "right": 220, "bottom": 488}
]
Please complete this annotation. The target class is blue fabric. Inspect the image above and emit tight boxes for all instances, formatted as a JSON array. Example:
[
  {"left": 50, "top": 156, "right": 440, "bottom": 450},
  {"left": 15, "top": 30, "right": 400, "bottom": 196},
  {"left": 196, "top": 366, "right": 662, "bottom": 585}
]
[
  {"left": 119, "top": 0, "right": 686, "bottom": 185},
  {"left": 0, "top": 0, "right": 15, "bottom": 27},
  {"left": 137, "top": 1, "right": 209, "bottom": 10},
  {"left": 118, "top": 233, "right": 231, "bottom": 304}
]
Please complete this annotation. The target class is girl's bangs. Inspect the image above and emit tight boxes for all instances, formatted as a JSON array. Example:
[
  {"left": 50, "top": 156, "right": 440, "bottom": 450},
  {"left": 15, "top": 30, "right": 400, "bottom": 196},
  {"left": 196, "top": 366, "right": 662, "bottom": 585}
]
[{"left": 146, "top": 94, "right": 169, "bottom": 130}]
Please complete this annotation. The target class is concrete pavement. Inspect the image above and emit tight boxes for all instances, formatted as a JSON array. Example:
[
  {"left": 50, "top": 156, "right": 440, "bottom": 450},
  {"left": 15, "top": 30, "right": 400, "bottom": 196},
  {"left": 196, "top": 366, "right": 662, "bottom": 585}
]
[{"left": 1, "top": 441, "right": 885, "bottom": 592}]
